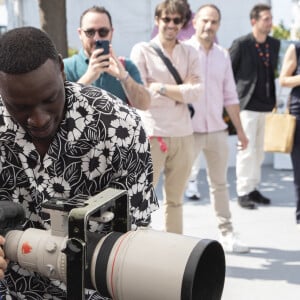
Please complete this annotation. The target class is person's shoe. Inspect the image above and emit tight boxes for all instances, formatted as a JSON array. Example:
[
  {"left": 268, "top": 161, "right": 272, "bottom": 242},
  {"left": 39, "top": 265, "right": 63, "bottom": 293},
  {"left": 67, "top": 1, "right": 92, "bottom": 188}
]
[
  {"left": 248, "top": 190, "right": 271, "bottom": 205},
  {"left": 238, "top": 195, "right": 257, "bottom": 209},
  {"left": 220, "top": 233, "right": 250, "bottom": 253},
  {"left": 185, "top": 180, "right": 201, "bottom": 200}
]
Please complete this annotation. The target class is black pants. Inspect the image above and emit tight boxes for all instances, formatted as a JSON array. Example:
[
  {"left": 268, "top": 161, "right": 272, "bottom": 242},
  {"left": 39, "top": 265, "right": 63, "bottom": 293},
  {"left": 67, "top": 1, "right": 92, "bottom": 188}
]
[{"left": 291, "top": 119, "right": 300, "bottom": 223}]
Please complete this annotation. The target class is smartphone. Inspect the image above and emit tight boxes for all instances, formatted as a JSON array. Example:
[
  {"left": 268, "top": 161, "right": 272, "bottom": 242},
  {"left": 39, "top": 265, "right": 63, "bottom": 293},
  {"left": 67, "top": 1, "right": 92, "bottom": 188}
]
[{"left": 95, "top": 40, "right": 110, "bottom": 57}]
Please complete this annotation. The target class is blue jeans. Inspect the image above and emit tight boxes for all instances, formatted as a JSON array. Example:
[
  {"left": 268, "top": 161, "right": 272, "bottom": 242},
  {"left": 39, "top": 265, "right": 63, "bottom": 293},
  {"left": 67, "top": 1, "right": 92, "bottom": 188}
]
[{"left": 291, "top": 119, "right": 300, "bottom": 223}]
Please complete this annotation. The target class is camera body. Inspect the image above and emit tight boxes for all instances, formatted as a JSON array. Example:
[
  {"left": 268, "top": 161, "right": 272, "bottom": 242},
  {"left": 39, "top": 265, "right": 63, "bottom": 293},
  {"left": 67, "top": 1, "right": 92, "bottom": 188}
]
[
  {"left": 3, "top": 188, "right": 129, "bottom": 299},
  {"left": 1, "top": 189, "right": 226, "bottom": 300}
]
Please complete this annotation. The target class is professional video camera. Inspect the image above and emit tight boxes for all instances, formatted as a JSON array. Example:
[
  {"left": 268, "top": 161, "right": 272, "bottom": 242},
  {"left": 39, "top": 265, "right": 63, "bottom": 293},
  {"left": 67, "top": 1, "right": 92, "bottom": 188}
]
[{"left": 0, "top": 188, "right": 225, "bottom": 300}]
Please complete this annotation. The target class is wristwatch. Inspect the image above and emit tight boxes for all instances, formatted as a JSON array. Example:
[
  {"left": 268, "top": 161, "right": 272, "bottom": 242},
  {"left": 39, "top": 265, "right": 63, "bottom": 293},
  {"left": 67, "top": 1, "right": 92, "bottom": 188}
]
[{"left": 159, "top": 84, "right": 166, "bottom": 96}]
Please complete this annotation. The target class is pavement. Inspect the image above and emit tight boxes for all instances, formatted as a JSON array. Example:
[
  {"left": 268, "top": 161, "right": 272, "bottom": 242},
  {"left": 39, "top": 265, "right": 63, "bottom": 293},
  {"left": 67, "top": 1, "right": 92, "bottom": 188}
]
[{"left": 151, "top": 163, "right": 300, "bottom": 300}]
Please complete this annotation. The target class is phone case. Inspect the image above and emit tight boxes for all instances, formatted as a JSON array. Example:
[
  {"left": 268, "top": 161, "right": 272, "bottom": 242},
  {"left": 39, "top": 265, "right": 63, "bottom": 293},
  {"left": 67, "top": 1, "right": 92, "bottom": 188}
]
[{"left": 95, "top": 40, "right": 109, "bottom": 55}]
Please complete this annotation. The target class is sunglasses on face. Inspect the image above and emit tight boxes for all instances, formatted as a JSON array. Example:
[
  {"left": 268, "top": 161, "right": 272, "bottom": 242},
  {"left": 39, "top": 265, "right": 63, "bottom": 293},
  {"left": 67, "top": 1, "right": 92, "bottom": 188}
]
[
  {"left": 161, "top": 17, "right": 183, "bottom": 25},
  {"left": 83, "top": 27, "right": 110, "bottom": 38}
]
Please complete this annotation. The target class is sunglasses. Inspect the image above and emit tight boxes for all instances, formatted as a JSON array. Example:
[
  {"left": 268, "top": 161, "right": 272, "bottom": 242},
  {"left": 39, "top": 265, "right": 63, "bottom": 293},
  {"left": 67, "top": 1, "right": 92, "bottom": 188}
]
[
  {"left": 83, "top": 27, "right": 111, "bottom": 38},
  {"left": 161, "top": 17, "right": 183, "bottom": 25}
]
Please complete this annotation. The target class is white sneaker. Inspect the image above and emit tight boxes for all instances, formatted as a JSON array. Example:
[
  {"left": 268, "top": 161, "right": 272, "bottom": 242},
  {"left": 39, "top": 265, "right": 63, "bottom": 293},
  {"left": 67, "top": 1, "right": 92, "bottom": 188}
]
[
  {"left": 185, "top": 180, "right": 201, "bottom": 200},
  {"left": 220, "top": 233, "right": 249, "bottom": 253}
]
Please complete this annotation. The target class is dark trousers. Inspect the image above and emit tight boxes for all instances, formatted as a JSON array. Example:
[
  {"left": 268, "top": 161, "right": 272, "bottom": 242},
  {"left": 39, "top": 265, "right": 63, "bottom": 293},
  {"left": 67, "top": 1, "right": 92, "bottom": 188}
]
[{"left": 291, "top": 119, "right": 300, "bottom": 223}]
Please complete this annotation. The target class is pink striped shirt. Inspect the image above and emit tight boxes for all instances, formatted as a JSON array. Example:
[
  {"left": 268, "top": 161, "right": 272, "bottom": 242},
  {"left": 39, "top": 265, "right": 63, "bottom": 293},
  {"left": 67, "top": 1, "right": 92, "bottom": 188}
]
[
  {"left": 130, "top": 37, "right": 203, "bottom": 137},
  {"left": 185, "top": 35, "right": 239, "bottom": 133}
]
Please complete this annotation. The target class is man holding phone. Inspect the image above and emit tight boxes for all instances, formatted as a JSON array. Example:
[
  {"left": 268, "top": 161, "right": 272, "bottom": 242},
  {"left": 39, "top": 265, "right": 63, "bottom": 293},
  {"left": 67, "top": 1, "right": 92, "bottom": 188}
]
[{"left": 64, "top": 6, "right": 150, "bottom": 110}]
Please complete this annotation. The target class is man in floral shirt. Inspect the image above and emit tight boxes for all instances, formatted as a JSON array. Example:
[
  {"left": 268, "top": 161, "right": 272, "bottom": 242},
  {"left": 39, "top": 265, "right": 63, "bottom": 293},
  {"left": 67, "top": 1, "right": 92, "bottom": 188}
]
[{"left": 0, "top": 27, "right": 158, "bottom": 299}]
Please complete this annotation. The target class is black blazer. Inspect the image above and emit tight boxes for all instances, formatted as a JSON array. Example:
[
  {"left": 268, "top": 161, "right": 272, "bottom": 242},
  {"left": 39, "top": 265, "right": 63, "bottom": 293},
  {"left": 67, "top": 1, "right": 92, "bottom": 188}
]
[{"left": 229, "top": 33, "right": 280, "bottom": 110}]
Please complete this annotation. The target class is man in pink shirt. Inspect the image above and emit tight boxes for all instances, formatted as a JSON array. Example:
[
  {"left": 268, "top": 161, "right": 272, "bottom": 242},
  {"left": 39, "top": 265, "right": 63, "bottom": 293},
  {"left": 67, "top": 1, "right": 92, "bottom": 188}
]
[
  {"left": 185, "top": 4, "right": 249, "bottom": 253},
  {"left": 130, "top": 0, "right": 203, "bottom": 234}
]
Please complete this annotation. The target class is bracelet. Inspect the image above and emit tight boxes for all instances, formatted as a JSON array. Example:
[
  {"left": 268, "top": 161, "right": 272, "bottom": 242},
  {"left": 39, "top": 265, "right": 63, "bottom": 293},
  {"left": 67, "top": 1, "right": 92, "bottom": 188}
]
[{"left": 120, "top": 71, "right": 129, "bottom": 83}]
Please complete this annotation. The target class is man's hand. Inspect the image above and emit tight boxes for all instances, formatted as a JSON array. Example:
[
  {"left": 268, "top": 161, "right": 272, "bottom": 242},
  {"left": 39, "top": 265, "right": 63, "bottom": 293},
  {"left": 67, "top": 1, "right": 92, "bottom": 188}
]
[
  {"left": 105, "top": 48, "right": 129, "bottom": 81},
  {"left": 78, "top": 47, "right": 110, "bottom": 85},
  {"left": 148, "top": 82, "right": 161, "bottom": 94},
  {"left": 237, "top": 129, "right": 249, "bottom": 151},
  {"left": 0, "top": 235, "right": 8, "bottom": 280},
  {"left": 79, "top": 46, "right": 130, "bottom": 85}
]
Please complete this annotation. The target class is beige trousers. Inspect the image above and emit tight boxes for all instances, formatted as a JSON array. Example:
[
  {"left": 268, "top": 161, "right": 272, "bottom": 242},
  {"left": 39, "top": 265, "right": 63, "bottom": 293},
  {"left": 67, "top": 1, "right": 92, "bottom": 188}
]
[
  {"left": 151, "top": 135, "right": 194, "bottom": 234},
  {"left": 193, "top": 130, "right": 233, "bottom": 236}
]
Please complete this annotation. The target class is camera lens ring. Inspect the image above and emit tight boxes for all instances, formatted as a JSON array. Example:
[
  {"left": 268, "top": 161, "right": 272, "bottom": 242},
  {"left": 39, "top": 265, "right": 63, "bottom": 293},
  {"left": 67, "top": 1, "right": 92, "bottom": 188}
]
[
  {"left": 93, "top": 232, "right": 123, "bottom": 297},
  {"left": 181, "top": 239, "right": 225, "bottom": 300}
]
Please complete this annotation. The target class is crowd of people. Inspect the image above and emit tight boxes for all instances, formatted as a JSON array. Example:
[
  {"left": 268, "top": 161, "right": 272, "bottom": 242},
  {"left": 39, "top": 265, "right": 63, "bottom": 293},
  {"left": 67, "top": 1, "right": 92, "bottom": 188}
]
[{"left": 0, "top": 0, "right": 298, "bottom": 299}]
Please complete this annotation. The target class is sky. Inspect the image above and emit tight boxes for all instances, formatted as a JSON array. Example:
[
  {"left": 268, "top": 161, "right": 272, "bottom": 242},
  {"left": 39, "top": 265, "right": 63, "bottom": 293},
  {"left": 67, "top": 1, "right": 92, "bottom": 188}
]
[
  {"left": 0, "top": 4, "right": 7, "bottom": 26},
  {"left": 272, "top": 0, "right": 294, "bottom": 28}
]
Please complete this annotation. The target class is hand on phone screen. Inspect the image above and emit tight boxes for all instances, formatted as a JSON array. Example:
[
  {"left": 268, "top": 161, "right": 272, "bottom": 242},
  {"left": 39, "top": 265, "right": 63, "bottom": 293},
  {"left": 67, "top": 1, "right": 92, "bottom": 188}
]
[{"left": 95, "top": 40, "right": 109, "bottom": 60}]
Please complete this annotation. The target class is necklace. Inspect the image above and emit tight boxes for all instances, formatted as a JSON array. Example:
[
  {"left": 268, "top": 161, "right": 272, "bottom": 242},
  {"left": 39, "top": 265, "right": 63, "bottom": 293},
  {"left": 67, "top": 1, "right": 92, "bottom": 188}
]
[
  {"left": 255, "top": 42, "right": 270, "bottom": 67},
  {"left": 255, "top": 41, "right": 271, "bottom": 97}
]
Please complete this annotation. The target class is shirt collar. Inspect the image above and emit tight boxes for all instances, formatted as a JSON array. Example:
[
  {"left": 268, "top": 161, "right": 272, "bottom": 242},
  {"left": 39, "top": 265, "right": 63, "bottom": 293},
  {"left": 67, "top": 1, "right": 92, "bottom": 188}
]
[
  {"left": 79, "top": 48, "right": 89, "bottom": 64},
  {"left": 151, "top": 35, "right": 181, "bottom": 50},
  {"left": 188, "top": 35, "right": 217, "bottom": 53}
]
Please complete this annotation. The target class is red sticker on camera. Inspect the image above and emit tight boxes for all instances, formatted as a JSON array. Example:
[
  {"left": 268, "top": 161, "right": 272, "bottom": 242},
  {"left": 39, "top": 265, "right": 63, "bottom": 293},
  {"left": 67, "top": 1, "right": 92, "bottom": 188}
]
[{"left": 21, "top": 242, "right": 32, "bottom": 254}]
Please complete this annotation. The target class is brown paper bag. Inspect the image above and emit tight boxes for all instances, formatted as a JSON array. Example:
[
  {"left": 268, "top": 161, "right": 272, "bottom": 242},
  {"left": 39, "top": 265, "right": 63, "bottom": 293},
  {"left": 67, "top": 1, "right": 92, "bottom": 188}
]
[{"left": 264, "top": 107, "right": 296, "bottom": 153}]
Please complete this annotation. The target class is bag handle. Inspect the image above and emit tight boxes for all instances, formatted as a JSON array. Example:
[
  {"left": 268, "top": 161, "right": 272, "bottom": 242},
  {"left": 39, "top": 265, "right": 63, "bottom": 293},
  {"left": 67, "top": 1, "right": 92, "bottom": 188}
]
[{"left": 272, "top": 96, "right": 291, "bottom": 114}]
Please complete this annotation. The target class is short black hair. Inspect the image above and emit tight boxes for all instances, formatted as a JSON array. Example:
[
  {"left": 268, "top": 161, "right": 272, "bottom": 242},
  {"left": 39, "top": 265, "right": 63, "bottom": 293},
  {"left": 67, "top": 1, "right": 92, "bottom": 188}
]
[
  {"left": 80, "top": 6, "right": 113, "bottom": 28},
  {"left": 250, "top": 4, "right": 271, "bottom": 20},
  {"left": 0, "top": 26, "right": 60, "bottom": 74}
]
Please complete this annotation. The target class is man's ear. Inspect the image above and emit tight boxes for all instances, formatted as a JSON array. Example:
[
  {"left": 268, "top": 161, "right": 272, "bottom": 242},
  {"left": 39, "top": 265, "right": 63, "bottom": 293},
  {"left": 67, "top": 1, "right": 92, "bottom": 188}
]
[
  {"left": 155, "top": 16, "right": 160, "bottom": 26},
  {"left": 78, "top": 27, "right": 85, "bottom": 43},
  {"left": 192, "top": 15, "right": 197, "bottom": 30},
  {"left": 58, "top": 54, "right": 66, "bottom": 80},
  {"left": 110, "top": 27, "right": 114, "bottom": 41}
]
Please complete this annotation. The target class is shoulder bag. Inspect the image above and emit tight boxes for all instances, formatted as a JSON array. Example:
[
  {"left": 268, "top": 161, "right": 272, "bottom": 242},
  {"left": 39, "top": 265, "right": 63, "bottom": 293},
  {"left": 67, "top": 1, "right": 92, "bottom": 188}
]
[
  {"left": 150, "top": 42, "right": 195, "bottom": 118},
  {"left": 264, "top": 101, "right": 296, "bottom": 153}
]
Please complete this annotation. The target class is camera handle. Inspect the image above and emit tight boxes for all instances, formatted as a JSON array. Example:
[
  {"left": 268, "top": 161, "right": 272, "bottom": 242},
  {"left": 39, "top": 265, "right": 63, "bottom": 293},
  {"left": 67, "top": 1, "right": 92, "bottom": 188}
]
[
  {"left": 64, "top": 188, "right": 129, "bottom": 300},
  {"left": 0, "top": 201, "right": 26, "bottom": 236}
]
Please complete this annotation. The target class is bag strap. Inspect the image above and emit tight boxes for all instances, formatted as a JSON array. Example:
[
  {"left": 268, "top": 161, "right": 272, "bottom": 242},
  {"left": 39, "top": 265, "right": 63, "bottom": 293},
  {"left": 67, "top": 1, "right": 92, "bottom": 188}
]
[
  {"left": 272, "top": 97, "right": 291, "bottom": 114},
  {"left": 149, "top": 42, "right": 195, "bottom": 117},
  {"left": 286, "top": 95, "right": 291, "bottom": 114},
  {"left": 150, "top": 42, "right": 183, "bottom": 84}
]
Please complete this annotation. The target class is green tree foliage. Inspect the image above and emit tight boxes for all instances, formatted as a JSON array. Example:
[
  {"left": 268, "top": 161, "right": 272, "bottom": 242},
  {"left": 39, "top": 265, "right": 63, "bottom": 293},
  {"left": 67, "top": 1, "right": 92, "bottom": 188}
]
[
  {"left": 68, "top": 48, "right": 79, "bottom": 57},
  {"left": 272, "top": 22, "right": 290, "bottom": 40}
]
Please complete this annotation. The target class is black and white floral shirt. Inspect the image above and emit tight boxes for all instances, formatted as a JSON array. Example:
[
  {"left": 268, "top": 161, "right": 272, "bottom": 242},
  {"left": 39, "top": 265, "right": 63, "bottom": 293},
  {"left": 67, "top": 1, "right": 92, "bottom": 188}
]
[{"left": 0, "top": 81, "right": 158, "bottom": 299}]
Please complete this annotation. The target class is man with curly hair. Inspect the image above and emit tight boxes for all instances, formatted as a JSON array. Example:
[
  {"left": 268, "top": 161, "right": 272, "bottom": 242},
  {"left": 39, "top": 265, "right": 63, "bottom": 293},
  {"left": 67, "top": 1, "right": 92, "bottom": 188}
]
[{"left": 131, "top": 0, "right": 203, "bottom": 234}]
